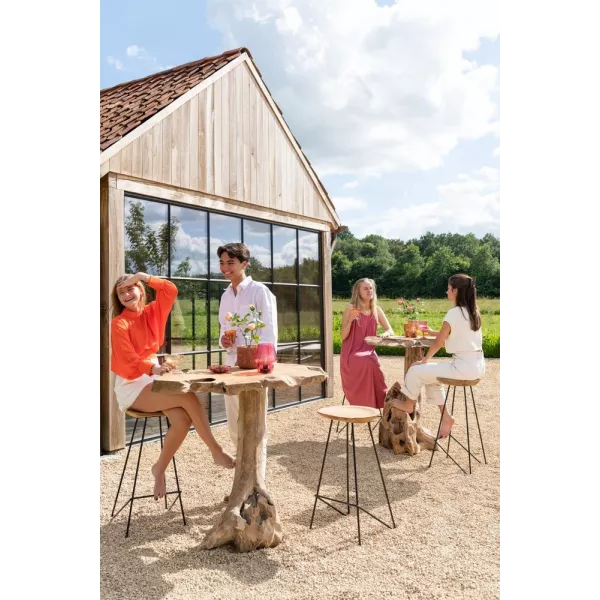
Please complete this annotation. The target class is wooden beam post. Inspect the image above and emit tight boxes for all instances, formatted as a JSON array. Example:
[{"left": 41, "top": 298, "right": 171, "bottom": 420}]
[
  {"left": 321, "top": 231, "right": 334, "bottom": 398},
  {"left": 100, "top": 175, "right": 125, "bottom": 452}
]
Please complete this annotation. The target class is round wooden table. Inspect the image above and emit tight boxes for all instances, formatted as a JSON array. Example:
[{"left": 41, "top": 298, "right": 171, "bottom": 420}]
[
  {"left": 152, "top": 363, "right": 327, "bottom": 552},
  {"left": 365, "top": 335, "right": 437, "bottom": 456}
]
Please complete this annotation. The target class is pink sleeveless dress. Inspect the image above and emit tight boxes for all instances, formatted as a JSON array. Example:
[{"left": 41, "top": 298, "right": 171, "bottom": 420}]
[{"left": 340, "top": 312, "right": 387, "bottom": 409}]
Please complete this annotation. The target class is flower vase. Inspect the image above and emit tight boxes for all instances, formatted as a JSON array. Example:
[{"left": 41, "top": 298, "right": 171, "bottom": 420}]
[{"left": 236, "top": 345, "right": 258, "bottom": 369}]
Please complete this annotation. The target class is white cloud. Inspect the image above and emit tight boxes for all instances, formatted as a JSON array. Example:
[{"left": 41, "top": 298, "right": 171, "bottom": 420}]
[
  {"left": 107, "top": 56, "right": 124, "bottom": 71},
  {"left": 208, "top": 0, "right": 499, "bottom": 176},
  {"left": 342, "top": 179, "right": 359, "bottom": 189},
  {"left": 126, "top": 45, "right": 147, "bottom": 58},
  {"left": 331, "top": 196, "right": 368, "bottom": 212},
  {"left": 343, "top": 167, "right": 499, "bottom": 240},
  {"left": 493, "top": 144, "right": 500, "bottom": 157}
]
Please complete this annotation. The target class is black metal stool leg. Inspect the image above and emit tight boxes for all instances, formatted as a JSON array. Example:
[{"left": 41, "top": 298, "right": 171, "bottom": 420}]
[
  {"left": 336, "top": 395, "right": 347, "bottom": 434},
  {"left": 112, "top": 417, "right": 139, "bottom": 517},
  {"left": 346, "top": 420, "right": 350, "bottom": 515},
  {"left": 470, "top": 387, "right": 487, "bottom": 464},
  {"left": 158, "top": 416, "right": 167, "bottom": 509},
  {"left": 166, "top": 416, "right": 187, "bottom": 525},
  {"left": 368, "top": 423, "right": 395, "bottom": 528},
  {"left": 428, "top": 385, "right": 451, "bottom": 469},
  {"left": 446, "top": 386, "right": 456, "bottom": 457},
  {"left": 351, "top": 423, "right": 361, "bottom": 545},
  {"left": 310, "top": 420, "right": 334, "bottom": 529},
  {"left": 126, "top": 417, "right": 148, "bottom": 538},
  {"left": 464, "top": 387, "right": 472, "bottom": 474}
]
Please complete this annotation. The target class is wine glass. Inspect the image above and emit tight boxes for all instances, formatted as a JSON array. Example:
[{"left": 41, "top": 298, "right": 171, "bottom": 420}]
[{"left": 418, "top": 320, "right": 428, "bottom": 338}]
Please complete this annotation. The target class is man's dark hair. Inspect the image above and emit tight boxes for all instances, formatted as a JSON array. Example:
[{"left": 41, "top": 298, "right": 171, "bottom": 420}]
[{"left": 217, "top": 242, "right": 250, "bottom": 262}]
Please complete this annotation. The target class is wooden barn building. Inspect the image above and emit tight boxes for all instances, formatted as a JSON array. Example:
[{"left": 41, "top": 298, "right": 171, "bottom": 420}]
[{"left": 100, "top": 48, "right": 342, "bottom": 452}]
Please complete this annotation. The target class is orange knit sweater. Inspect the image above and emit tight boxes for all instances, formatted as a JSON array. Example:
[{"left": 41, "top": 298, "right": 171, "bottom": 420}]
[{"left": 110, "top": 277, "right": 178, "bottom": 380}]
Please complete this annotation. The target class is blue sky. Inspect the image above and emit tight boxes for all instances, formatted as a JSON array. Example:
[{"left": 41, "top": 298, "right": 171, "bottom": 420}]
[{"left": 102, "top": 0, "right": 500, "bottom": 241}]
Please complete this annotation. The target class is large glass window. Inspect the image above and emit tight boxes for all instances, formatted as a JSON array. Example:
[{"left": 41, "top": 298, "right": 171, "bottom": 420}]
[{"left": 122, "top": 194, "right": 324, "bottom": 440}]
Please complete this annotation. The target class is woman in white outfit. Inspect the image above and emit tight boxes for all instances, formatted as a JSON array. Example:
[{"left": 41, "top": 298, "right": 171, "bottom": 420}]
[{"left": 392, "top": 273, "right": 485, "bottom": 438}]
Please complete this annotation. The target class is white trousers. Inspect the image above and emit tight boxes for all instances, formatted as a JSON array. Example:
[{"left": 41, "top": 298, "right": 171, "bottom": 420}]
[
  {"left": 224, "top": 390, "right": 268, "bottom": 481},
  {"left": 400, "top": 353, "right": 486, "bottom": 406}
]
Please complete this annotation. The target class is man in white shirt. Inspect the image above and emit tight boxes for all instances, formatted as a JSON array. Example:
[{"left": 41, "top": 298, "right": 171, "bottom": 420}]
[{"left": 217, "top": 242, "right": 278, "bottom": 482}]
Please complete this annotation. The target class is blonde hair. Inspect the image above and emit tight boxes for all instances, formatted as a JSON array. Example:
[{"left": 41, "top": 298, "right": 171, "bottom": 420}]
[
  {"left": 111, "top": 275, "right": 147, "bottom": 319},
  {"left": 350, "top": 278, "right": 378, "bottom": 315}
]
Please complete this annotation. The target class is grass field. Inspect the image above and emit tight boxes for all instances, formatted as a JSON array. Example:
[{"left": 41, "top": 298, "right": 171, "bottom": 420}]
[
  {"left": 166, "top": 296, "right": 500, "bottom": 359},
  {"left": 332, "top": 297, "right": 500, "bottom": 357}
]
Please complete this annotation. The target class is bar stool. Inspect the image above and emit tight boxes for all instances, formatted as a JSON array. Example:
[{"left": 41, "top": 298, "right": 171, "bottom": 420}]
[
  {"left": 428, "top": 378, "right": 487, "bottom": 475},
  {"left": 336, "top": 395, "right": 382, "bottom": 434},
  {"left": 111, "top": 410, "right": 186, "bottom": 537},
  {"left": 310, "top": 405, "right": 396, "bottom": 545}
]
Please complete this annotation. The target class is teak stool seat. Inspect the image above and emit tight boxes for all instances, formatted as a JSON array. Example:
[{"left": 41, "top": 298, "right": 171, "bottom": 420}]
[
  {"left": 335, "top": 396, "right": 382, "bottom": 434},
  {"left": 310, "top": 405, "right": 395, "bottom": 545},
  {"left": 111, "top": 409, "right": 186, "bottom": 537},
  {"left": 428, "top": 378, "right": 487, "bottom": 475}
]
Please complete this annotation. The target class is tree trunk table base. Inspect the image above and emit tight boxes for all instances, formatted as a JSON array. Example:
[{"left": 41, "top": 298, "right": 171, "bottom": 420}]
[
  {"left": 365, "top": 336, "right": 437, "bottom": 456},
  {"left": 152, "top": 363, "right": 327, "bottom": 552},
  {"left": 201, "top": 389, "right": 283, "bottom": 552}
]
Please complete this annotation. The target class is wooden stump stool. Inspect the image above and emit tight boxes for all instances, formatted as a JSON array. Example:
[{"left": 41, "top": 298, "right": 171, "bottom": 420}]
[
  {"left": 310, "top": 405, "right": 396, "bottom": 545},
  {"left": 111, "top": 409, "right": 186, "bottom": 537},
  {"left": 428, "top": 378, "right": 487, "bottom": 475}
]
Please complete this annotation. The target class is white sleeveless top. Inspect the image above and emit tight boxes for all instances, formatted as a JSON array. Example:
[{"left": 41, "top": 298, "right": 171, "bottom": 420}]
[{"left": 443, "top": 306, "right": 483, "bottom": 354}]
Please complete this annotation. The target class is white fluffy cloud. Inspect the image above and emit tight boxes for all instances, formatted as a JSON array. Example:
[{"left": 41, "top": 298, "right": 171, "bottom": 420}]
[
  {"left": 107, "top": 56, "right": 124, "bottom": 71},
  {"left": 342, "top": 166, "right": 499, "bottom": 239},
  {"left": 208, "top": 0, "right": 499, "bottom": 176},
  {"left": 331, "top": 196, "right": 367, "bottom": 212}
]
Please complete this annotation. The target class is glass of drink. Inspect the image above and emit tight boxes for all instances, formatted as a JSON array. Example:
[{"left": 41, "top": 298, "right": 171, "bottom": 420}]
[
  {"left": 225, "top": 329, "right": 237, "bottom": 355},
  {"left": 418, "top": 320, "right": 428, "bottom": 337},
  {"left": 351, "top": 308, "right": 361, "bottom": 324}
]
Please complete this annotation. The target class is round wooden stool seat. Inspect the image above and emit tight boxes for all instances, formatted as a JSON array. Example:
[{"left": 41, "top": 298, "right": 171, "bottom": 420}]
[
  {"left": 436, "top": 378, "right": 480, "bottom": 387},
  {"left": 317, "top": 405, "right": 380, "bottom": 423},
  {"left": 126, "top": 409, "right": 165, "bottom": 419}
]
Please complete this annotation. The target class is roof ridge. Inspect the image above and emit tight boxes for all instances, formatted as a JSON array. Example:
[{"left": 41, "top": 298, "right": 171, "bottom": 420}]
[{"left": 100, "top": 47, "right": 250, "bottom": 94}]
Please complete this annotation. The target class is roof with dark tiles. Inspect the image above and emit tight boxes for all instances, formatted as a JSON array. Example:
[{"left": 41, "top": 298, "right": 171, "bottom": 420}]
[{"left": 100, "top": 48, "right": 246, "bottom": 152}]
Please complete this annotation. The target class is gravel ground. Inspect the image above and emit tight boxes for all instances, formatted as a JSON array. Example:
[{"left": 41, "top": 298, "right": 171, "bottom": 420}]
[{"left": 101, "top": 356, "right": 499, "bottom": 600}]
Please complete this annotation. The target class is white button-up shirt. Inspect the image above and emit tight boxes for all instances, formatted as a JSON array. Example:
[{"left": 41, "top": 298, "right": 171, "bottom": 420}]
[{"left": 218, "top": 276, "right": 278, "bottom": 366}]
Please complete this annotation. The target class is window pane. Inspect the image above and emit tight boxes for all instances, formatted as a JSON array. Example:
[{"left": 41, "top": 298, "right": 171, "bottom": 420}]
[
  {"left": 299, "top": 231, "right": 319, "bottom": 284},
  {"left": 274, "top": 344, "right": 300, "bottom": 406},
  {"left": 244, "top": 220, "right": 272, "bottom": 282},
  {"left": 209, "top": 213, "right": 242, "bottom": 279},
  {"left": 168, "top": 281, "right": 208, "bottom": 354},
  {"left": 300, "top": 343, "right": 324, "bottom": 400},
  {"left": 209, "top": 282, "right": 230, "bottom": 348},
  {"left": 209, "top": 393, "right": 228, "bottom": 425},
  {"left": 273, "top": 225, "right": 297, "bottom": 283},
  {"left": 299, "top": 287, "right": 321, "bottom": 341},
  {"left": 273, "top": 285, "right": 298, "bottom": 343},
  {"left": 124, "top": 197, "right": 169, "bottom": 276},
  {"left": 170, "top": 206, "right": 208, "bottom": 277}
]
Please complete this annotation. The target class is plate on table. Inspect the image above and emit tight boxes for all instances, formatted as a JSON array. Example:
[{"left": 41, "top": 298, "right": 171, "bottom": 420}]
[{"left": 209, "top": 365, "right": 232, "bottom": 374}]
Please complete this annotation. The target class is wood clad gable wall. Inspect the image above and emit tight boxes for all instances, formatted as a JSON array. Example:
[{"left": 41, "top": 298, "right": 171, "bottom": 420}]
[{"left": 105, "top": 61, "right": 337, "bottom": 226}]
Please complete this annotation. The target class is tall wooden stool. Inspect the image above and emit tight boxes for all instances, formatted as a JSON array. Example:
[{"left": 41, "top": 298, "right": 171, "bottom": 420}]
[
  {"left": 428, "top": 378, "right": 487, "bottom": 475},
  {"left": 111, "top": 409, "right": 186, "bottom": 537},
  {"left": 310, "top": 405, "right": 396, "bottom": 545},
  {"left": 336, "top": 395, "right": 382, "bottom": 434}
]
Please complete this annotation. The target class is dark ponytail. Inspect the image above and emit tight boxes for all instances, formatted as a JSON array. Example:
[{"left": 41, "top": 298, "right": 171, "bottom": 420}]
[{"left": 448, "top": 274, "right": 481, "bottom": 331}]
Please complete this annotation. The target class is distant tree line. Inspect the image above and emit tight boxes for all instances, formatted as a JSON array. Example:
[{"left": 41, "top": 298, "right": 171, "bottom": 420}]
[{"left": 332, "top": 231, "right": 500, "bottom": 298}]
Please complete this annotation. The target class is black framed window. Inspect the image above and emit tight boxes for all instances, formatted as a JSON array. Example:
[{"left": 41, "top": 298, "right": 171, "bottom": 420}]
[{"left": 123, "top": 193, "right": 324, "bottom": 440}]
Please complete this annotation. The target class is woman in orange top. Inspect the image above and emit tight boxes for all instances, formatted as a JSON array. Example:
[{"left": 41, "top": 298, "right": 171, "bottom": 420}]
[{"left": 111, "top": 272, "right": 235, "bottom": 500}]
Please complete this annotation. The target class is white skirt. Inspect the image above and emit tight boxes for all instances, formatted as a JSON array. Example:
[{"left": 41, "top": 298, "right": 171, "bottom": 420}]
[{"left": 114, "top": 357, "right": 158, "bottom": 412}]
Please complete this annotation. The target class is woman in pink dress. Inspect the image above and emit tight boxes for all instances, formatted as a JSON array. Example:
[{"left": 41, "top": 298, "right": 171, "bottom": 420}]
[{"left": 340, "top": 278, "right": 394, "bottom": 409}]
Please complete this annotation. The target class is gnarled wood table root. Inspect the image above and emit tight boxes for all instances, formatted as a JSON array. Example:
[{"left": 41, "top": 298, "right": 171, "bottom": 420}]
[
  {"left": 365, "top": 336, "right": 437, "bottom": 456},
  {"left": 153, "top": 363, "right": 328, "bottom": 552}
]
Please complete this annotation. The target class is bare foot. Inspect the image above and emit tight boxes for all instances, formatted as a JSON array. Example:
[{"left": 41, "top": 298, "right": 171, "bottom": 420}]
[
  {"left": 212, "top": 448, "right": 236, "bottom": 469},
  {"left": 151, "top": 464, "right": 166, "bottom": 500},
  {"left": 392, "top": 398, "right": 415, "bottom": 413},
  {"left": 438, "top": 414, "right": 455, "bottom": 439}
]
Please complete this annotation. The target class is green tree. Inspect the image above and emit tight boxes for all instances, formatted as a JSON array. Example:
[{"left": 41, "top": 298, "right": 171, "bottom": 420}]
[
  {"left": 470, "top": 244, "right": 500, "bottom": 296},
  {"left": 421, "top": 247, "right": 470, "bottom": 296}
]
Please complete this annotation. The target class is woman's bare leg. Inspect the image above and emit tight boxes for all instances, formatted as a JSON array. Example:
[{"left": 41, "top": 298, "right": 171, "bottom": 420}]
[
  {"left": 132, "top": 385, "right": 235, "bottom": 469},
  {"left": 149, "top": 408, "right": 191, "bottom": 499}
]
